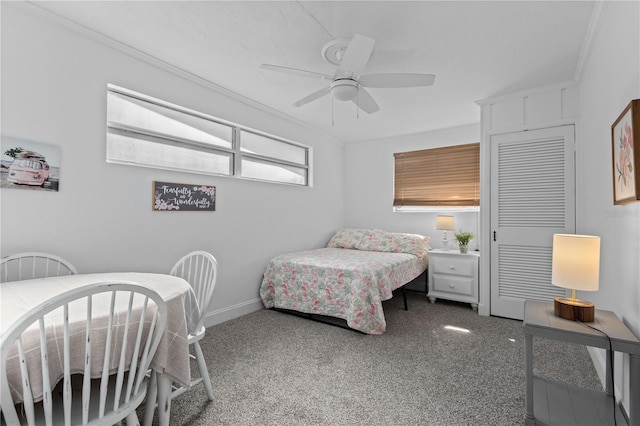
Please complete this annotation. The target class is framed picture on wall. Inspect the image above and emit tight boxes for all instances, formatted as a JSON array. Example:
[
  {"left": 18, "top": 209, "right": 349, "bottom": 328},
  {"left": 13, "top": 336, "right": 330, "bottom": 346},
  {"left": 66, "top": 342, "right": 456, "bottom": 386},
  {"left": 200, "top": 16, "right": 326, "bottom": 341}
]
[
  {"left": 1, "top": 138, "right": 61, "bottom": 192},
  {"left": 611, "top": 99, "right": 640, "bottom": 205}
]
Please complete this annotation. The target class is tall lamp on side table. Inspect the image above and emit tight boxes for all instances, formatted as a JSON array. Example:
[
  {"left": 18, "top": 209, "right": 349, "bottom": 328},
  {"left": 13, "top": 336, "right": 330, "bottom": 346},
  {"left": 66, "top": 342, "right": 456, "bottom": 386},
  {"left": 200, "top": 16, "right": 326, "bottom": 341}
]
[
  {"left": 551, "top": 233, "right": 601, "bottom": 322},
  {"left": 435, "top": 215, "right": 456, "bottom": 251}
]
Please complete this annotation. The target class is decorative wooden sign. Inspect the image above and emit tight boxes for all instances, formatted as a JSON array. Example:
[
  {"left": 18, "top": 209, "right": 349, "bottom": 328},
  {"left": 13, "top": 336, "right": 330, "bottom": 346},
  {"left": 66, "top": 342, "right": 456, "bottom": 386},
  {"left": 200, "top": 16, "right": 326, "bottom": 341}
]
[{"left": 153, "top": 181, "right": 216, "bottom": 211}]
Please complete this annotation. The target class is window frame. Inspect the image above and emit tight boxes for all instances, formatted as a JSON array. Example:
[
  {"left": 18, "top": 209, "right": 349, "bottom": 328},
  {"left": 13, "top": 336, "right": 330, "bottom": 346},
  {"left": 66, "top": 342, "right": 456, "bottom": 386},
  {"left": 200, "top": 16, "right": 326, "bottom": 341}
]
[
  {"left": 106, "top": 84, "right": 311, "bottom": 186},
  {"left": 237, "top": 128, "right": 310, "bottom": 185}
]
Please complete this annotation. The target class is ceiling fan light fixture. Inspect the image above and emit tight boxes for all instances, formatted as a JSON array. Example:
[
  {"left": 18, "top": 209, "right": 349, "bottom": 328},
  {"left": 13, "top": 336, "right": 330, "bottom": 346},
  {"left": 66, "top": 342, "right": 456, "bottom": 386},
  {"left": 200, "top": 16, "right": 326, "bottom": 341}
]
[{"left": 331, "top": 79, "right": 358, "bottom": 101}]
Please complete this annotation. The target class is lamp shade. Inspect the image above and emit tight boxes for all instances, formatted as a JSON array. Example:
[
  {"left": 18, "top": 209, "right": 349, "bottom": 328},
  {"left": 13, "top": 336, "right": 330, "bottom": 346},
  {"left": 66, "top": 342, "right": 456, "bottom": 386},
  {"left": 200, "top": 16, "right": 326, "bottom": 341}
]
[
  {"left": 551, "top": 234, "right": 600, "bottom": 292},
  {"left": 435, "top": 215, "right": 455, "bottom": 231}
]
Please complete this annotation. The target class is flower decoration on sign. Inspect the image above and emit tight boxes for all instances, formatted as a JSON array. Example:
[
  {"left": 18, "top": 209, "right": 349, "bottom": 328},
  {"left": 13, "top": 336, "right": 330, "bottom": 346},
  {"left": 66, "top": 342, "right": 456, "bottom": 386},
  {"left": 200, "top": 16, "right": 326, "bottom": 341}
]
[
  {"left": 194, "top": 185, "right": 216, "bottom": 200},
  {"left": 154, "top": 192, "right": 180, "bottom": 210}
]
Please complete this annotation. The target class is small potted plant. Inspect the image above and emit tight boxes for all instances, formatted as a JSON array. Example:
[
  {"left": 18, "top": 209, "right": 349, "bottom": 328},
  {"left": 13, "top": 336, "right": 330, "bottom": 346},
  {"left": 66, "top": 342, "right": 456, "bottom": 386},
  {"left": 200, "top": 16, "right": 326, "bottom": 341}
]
[{"left": 454, "top": 230, "right": 474, "bottom": 254}]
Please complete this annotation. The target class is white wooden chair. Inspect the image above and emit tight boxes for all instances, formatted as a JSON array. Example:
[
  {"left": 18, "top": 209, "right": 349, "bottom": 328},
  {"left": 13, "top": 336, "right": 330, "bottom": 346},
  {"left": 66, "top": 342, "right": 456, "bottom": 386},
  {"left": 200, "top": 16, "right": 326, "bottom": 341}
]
[
  {"left": 0, "top": 252, "right": 78, "bottom": 282},
  {"left": 167, "top": 251, "right": 218, "bottom": 400},
  {"left": 0, "top": 281, "right": 167, "bottom": 426}
]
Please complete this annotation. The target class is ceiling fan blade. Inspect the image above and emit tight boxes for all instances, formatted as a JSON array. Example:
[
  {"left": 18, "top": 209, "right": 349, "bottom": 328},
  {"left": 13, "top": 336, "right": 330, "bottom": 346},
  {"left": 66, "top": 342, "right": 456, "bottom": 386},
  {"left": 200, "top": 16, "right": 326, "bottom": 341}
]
[
  {"left": 337, "top": 34, "right": 375, "bottom": 79},
  {"left": 352, "top": 87, "right": 380, "bottom": 114},
  {"left": 293, "top": 86, "right": 331, "bottom": 107},
  {"left": 261, "top": 64, "right": 333, "bottom": 81},
  {"left": 359, "top": 73, "right": 436, "bottom": 88}
]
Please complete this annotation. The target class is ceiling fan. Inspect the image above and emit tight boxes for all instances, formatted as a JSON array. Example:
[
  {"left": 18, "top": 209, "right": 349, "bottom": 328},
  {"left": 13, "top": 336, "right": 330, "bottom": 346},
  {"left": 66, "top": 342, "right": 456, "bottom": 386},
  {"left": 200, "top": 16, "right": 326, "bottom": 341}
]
[{"left": 260, "top": 34, "right": 435, "bottom": 114}]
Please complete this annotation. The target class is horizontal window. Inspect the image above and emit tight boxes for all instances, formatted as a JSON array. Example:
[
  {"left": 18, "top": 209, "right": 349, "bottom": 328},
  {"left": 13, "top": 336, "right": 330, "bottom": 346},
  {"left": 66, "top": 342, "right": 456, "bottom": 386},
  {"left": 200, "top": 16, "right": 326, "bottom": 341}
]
[
  {"left": 107, "top": 129, "right": 233, "bottom": 175},
  {"left": 108, "top": 90, "right": 233, "bottom": 149},
  {"left": 106, "top": 85, "right": 310, "bottom": 185},
  {"left": 240, "top": 130, "right": 307, "bottom": 164},
  {"left": 241, "top": 157, "right": 307, "bottom": 185}
]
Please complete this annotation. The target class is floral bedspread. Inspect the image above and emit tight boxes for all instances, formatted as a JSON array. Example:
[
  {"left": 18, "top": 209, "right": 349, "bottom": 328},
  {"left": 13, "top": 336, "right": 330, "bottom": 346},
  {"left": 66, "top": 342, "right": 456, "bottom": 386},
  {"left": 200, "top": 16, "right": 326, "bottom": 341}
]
[{"left": 260, "top": 229, "right": 429, "bottom": 334}]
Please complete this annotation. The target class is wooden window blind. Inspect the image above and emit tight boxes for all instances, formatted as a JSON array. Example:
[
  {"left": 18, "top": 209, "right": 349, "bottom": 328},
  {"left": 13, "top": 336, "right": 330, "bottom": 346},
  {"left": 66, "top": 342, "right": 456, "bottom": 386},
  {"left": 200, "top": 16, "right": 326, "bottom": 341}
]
[{"left": 393, "top": 143, "right": 480, "bottom": 207}]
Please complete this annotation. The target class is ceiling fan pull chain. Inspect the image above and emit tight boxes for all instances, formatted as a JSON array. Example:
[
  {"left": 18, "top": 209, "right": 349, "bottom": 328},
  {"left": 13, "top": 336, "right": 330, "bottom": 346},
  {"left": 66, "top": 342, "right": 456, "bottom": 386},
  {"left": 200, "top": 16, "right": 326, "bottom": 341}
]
[{"left": 356, "top": 88, "right": 360, "bottom": 119}]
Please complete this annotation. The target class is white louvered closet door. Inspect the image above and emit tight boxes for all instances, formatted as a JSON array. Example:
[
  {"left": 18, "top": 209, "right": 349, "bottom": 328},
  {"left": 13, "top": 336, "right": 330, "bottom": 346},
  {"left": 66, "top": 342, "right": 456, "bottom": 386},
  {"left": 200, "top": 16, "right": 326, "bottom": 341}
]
[{"left": 490, "top": 126, "right": 575, "bottom": 320}]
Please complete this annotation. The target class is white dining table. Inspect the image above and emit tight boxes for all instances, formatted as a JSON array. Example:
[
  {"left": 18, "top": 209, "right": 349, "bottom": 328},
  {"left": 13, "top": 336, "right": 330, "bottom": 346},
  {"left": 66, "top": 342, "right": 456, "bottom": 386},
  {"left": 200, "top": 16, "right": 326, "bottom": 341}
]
[{"left": 0, "top": 272, "right": 200, "bottom": 426}]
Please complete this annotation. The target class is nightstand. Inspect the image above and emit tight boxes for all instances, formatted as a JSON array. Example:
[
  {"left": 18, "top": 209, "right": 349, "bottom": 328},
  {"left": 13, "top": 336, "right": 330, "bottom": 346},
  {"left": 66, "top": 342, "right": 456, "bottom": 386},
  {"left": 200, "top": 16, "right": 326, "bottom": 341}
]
[
  {"left": 427, "top": 249, "right": 479, "bottom": 310},
  {"left": 524, "top": 300, "right": 640, "bottom": 426}
]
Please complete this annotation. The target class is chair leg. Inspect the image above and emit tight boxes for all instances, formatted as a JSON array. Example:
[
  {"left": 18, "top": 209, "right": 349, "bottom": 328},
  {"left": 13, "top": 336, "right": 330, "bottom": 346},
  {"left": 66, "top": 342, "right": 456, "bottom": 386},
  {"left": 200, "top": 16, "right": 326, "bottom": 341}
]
[
  {"left": 193, "top": 341, "right": 214, "bottom": 401},
  {"left": 143, "top": 370, "right": 158, "bottom": 426},
  {"left": 157, "top": 374, "right": 173, "bottom": 426},
  {"left": 126, "top": 411, "right": 141, "bottom": 426}
]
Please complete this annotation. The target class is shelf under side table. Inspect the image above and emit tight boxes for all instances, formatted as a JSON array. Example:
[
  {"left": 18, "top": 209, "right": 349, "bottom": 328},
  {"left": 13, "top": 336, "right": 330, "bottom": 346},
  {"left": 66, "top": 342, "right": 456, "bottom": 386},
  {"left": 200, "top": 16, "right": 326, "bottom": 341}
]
[{"left": 528, "top": 376, "right": 627, "bottom": 426}]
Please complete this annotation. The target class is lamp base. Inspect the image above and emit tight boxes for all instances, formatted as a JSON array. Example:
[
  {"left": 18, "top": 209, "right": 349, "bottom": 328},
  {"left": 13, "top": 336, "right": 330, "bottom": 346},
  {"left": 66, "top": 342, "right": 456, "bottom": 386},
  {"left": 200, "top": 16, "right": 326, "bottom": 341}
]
[{"left": 553, "top": 297, "right": 595, "bottom": 322}]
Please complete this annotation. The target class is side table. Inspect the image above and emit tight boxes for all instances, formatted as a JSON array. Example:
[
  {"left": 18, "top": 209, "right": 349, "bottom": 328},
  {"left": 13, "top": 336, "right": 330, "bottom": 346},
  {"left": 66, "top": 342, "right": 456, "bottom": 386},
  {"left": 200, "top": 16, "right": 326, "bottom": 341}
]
[
  {"left": 427, "top": 249, "right": 479, "bottom": 310},
  {"left": 523, "top": 300, "right": 640, "bottom": 426}
]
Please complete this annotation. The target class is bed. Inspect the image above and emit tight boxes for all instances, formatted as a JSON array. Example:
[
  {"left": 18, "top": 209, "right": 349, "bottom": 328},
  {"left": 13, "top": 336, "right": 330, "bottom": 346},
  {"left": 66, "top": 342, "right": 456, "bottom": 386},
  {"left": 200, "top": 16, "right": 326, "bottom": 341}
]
[{"left": 260, "top": 229, "right": 430, "bottom": 334}]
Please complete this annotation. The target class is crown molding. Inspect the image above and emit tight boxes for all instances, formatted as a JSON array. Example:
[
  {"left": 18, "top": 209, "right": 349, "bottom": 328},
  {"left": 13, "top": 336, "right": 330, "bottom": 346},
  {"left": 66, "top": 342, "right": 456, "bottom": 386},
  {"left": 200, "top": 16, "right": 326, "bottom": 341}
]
[
  {"left": 574, "top": 1, "right": 605, "bottom": 83},
  {"left": 18, "top": 1, "right": 340, "bottom": 145}
]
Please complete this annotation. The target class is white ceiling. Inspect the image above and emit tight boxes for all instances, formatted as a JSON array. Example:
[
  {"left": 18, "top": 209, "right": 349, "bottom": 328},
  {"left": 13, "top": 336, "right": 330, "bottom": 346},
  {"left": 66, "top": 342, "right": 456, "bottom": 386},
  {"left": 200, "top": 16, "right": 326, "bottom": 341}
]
[{"left": 28, "top": 1, "right": 596, "bottom": 143}]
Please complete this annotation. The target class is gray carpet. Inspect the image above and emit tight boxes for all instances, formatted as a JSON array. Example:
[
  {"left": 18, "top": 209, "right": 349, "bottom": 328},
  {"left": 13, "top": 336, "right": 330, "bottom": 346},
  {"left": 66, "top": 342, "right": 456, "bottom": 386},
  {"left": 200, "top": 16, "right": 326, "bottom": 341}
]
[{"left": 145, "top": 292, "right": 602, "bottom": 425}]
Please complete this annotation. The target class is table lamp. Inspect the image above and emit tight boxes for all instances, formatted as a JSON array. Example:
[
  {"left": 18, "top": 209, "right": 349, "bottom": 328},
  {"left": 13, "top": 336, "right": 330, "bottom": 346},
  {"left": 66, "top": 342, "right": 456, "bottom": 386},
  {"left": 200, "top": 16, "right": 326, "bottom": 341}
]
[
  {"left": 551, "top": 233, "right": 600, "bottom": 322},
  {"left": 435, "top": 215, "right": 455, "bottom": 250}
]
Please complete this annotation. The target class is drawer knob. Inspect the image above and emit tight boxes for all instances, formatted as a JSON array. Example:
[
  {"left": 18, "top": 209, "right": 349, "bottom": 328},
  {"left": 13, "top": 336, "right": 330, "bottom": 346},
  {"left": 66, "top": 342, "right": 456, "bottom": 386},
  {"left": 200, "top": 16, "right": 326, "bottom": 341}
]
[
  {"left": 449, "top": 284, "right": 455, "bottom": 288},
  {"left": 449, "top": 265, "right": 455, "bottom": 270}
]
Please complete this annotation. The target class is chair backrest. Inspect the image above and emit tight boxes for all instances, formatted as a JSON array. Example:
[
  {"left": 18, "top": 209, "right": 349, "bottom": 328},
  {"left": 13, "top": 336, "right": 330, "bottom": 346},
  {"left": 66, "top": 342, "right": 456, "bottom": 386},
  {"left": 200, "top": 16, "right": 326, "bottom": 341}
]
[
  {"left": 169, "top": 251, "right": 218, "bottom": 332},
  {"left": 0, "top": 252, "right": 78, "bottom": 283},
  {"left": 0, "top": 281, "right": 167, "bottom": 426}
]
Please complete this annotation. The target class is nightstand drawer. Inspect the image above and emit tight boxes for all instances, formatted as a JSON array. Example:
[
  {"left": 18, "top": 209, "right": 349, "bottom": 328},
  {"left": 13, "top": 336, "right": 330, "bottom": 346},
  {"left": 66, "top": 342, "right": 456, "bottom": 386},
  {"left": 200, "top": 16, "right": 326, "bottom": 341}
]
[
  {"left": 431, "top": 257, "right": 475, "bottom": 277},
  {"left": 431, "top": 275, "right": 476, "bottom": 297}
]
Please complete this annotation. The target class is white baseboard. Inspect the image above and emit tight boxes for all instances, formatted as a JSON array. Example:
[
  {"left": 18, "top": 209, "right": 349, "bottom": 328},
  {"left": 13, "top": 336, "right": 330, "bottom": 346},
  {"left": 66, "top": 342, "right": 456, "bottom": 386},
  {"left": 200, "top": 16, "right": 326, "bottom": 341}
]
[{"left": 203, "top": 297, "right": 264, "bottom": 328}]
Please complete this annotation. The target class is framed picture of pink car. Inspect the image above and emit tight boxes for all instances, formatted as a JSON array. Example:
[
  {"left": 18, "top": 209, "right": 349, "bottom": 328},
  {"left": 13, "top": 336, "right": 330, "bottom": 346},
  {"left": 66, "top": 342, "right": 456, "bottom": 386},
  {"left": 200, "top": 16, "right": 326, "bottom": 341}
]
[
  {"left": 1, "top": 138, "right": 61, "bottom": 192},
  {"left": 611, "top": 99, "right": 640, "bottom": 205}
]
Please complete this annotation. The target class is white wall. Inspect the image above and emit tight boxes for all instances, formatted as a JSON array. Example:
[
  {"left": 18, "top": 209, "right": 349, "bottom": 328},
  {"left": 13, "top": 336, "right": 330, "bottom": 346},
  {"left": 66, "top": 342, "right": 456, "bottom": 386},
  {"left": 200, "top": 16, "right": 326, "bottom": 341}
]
[
  {"left": 576, "top": 1, "right": 640, "bottom": 412},
  {"left": 0, "top": 3, "right": 344, "bottom": 324},
  {"left": 343, "top": 123, "right": 481, "bottom": 247}
]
